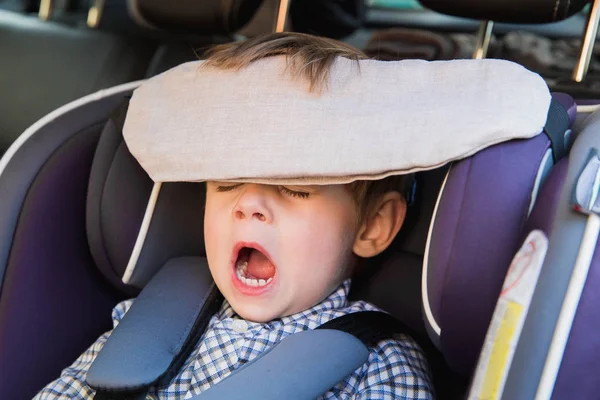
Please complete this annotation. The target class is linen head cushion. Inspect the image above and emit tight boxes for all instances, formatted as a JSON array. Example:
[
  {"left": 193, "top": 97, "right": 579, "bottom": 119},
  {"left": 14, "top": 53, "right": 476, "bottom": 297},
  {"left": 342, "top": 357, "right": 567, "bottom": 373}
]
[{"left": 122, "top": 56, "right": 552, "bottom": 185}]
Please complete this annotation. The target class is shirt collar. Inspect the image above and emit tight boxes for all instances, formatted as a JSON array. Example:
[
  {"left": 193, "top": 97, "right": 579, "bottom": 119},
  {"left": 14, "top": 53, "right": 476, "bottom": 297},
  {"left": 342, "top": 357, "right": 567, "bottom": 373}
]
[{"left": 214, "top": 279, "right": 352, "bottom": 322}]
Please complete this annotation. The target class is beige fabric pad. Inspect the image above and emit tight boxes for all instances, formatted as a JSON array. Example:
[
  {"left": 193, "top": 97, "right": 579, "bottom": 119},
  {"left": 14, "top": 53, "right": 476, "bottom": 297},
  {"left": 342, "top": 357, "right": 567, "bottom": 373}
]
[{"left": 123, "top": 56, "right": 551, "bottom": 184}]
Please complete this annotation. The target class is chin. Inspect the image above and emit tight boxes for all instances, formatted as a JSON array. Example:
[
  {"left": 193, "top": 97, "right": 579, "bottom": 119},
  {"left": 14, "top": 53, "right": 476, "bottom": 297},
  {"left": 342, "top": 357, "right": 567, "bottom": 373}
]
[{"left": 231, "top": 302, "right": 279, "bottom": 323}]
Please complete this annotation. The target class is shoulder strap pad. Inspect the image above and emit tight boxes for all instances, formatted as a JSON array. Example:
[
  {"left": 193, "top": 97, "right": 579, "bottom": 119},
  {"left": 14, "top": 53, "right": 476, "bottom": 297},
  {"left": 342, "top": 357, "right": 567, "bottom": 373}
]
[{"left": 87, "top": 257, "right": 222, "bottom": 396}]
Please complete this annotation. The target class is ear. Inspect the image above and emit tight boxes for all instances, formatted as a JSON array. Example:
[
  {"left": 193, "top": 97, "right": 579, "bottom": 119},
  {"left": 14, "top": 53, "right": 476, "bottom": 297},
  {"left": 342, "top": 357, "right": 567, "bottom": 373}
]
[{"left": 353, "top": 192, "right": 406, "bottom": 258}]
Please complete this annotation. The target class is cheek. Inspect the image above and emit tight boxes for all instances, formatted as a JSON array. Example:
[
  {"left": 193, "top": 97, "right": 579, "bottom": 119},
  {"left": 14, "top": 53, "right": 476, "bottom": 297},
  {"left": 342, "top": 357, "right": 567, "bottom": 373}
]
[{"left": 284, "top": 207, "right": 357, "bottom": 275}]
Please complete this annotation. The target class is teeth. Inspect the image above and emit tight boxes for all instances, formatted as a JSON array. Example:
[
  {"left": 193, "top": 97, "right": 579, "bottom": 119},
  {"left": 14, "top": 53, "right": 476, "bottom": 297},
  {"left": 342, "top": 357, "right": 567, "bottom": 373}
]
[
  {"left": 237, "top": 274, "right": 272, "bottom": 287},
  {"left": 236, "top": 260, "right": 273, "bottom": 287}
]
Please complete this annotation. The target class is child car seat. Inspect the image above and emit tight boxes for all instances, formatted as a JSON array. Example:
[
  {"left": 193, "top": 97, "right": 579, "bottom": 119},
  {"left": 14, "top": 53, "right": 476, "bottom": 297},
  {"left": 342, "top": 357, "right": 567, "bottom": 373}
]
[
  {"left": 78, "top": 88, "right": 574, "bottom": 399},
  {"left": 2, "top": 3, "right": 598, "bottom": 400},
  {"left": 0, "top": 72, "right": 584, "bottom": 399},
  {"left": 4, "top": 62, "right": 576, "bottom": 398},
  {"left": 0, "top": 3, "right": 266, "bottom": 399}
]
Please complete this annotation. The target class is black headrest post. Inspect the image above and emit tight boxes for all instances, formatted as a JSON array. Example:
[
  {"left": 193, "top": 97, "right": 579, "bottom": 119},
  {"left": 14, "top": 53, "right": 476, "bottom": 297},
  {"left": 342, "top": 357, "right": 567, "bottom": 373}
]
[
  {"left": 573, "top": 0, "right": 600, "bottom": 82},
  {"left": 472, "top": 20, "right": 494, "bottom": 59},
  {"left": 274, "top": 0, "right": 290, "bottom": 32}
]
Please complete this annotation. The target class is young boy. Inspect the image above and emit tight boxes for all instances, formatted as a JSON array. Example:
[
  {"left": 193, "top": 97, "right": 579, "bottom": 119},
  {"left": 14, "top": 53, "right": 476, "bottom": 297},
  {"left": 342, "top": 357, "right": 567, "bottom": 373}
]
[{"left": 35, "top": 33, "right": 434, "bottom": 399}]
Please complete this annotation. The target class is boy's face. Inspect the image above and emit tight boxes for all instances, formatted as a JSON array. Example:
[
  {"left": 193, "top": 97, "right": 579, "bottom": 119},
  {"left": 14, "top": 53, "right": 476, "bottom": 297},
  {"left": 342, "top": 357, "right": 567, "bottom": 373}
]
[{"left": 204, "top": 182, "right": 360, "bottom": 322}]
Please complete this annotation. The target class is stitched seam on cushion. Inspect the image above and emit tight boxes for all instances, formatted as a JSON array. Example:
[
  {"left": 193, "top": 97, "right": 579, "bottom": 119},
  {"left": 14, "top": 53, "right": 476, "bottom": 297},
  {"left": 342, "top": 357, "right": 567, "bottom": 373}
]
[
  {"left": 553, "top": 0, "right": 560, "bottom": 21},
  {"left": 565, "top": 0, "right": 571, "bottom": 19}
]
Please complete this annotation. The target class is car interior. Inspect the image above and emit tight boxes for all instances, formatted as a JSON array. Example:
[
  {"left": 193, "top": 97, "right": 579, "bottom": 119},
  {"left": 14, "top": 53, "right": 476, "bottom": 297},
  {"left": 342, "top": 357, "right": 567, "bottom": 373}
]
[{"left": 1, "top": 0, "right": 599, "bottom": 399}]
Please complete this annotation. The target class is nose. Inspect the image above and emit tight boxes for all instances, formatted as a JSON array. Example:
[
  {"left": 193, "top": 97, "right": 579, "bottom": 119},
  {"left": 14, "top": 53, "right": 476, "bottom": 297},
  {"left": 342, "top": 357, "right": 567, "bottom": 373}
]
[{"left": 233, "top": 185, "right": 273, "bottom": 223}]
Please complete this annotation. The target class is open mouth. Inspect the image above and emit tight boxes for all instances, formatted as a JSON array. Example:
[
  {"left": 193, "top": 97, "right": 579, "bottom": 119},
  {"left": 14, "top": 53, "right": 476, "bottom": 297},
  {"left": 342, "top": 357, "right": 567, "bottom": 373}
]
[{"left": 234, "top": 244, "right": 276, "bottom": 288}]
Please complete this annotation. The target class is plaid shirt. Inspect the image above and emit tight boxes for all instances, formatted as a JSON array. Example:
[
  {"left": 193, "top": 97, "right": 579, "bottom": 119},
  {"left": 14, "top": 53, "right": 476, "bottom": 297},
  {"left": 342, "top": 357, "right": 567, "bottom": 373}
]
[{"left": 35, "top": 280, "right": 433, "bottom": 399}]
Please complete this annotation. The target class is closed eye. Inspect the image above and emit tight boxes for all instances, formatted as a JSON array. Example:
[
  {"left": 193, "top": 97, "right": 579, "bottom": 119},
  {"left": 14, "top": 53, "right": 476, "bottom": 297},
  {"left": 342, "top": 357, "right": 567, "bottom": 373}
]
[
  {"left": 278, "top": 186, "right": 310, "bottom": 199},
  {"left": 216, "top": 183, "right": 243, "bottom": 192}
]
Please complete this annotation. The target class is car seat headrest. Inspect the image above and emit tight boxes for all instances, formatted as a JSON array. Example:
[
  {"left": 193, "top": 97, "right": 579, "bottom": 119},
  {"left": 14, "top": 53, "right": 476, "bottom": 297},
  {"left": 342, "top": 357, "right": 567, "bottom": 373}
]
[
  {"left": 126, "top": 0, "right": 264, "bottom": 34},
  {"left": 419, "top": 0, "right": 590, "bottom": 24},
  {"left": 123, "top": 57, "right": 551, "bottom": 185},
  {"left": 87, "top": 100, "right": 207, "bottom": 292},
  {"left": 86, "top": 101, "right": 153, "bottom": 295}
]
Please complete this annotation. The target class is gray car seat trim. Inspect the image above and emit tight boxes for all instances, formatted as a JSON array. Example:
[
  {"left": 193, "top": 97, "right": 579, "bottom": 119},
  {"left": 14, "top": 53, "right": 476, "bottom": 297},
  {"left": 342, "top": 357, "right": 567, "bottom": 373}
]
[
  {"left": 535, "top": 152, "right": 600, "bottom": 400},
  {"left": 502, "top": 116, "right": 600, "bottom": 399}
]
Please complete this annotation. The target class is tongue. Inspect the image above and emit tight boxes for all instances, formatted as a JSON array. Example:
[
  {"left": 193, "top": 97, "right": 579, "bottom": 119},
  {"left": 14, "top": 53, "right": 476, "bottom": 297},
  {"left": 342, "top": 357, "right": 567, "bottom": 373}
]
[{"left": 247, "top": 249, "right": 276, "bottom": 280}]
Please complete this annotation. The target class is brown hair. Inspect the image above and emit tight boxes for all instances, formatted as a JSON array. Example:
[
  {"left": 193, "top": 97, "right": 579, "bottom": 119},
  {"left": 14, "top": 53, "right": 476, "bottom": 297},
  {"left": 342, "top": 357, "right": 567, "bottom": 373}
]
[
  {"left": 205, "top": 33, "right": 410, "bottom": 218},
  {"left": 204, "top": 32, "right": 368, "bottom": 93}
]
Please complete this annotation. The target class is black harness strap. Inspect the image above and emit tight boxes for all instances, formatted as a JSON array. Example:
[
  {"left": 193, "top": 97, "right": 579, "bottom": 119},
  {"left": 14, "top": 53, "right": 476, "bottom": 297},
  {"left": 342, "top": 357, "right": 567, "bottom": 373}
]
[
  {"left": 543, "top": 98, "right": 571, "bottom": 162},
  {"left": 317, "top": 310, "right": 437, "bottom": 360}
]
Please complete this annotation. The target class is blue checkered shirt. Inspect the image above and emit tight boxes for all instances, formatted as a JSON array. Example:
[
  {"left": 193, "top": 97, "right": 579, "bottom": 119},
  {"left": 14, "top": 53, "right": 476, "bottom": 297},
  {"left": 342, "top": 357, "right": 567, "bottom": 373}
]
[{"left": 35, "top": 280, "right": 433, "bottom": 399}]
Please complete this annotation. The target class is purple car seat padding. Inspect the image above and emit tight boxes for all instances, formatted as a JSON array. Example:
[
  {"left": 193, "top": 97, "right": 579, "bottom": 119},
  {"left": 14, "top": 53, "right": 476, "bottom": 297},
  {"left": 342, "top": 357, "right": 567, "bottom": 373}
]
[
  {"left": 524, "top": 157, "right": 570, "bottom": 238},
  {"left": 423, "top": 133, "right": 553, "bottom": 377},
  {"left": 502, "top": 110, "right": 600, "bottom": 399},
  {"left": 0, "top": 81, "right": 142, "bottom": 295},
  {"left": 0, "top": 127, "right": 125, "bottom": 400},
  {"left": 0, "top": 83, "right": 143, "bottom": 398},
  {"left": 421, "top": 94, "right": 576, "bottom": 377}
]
